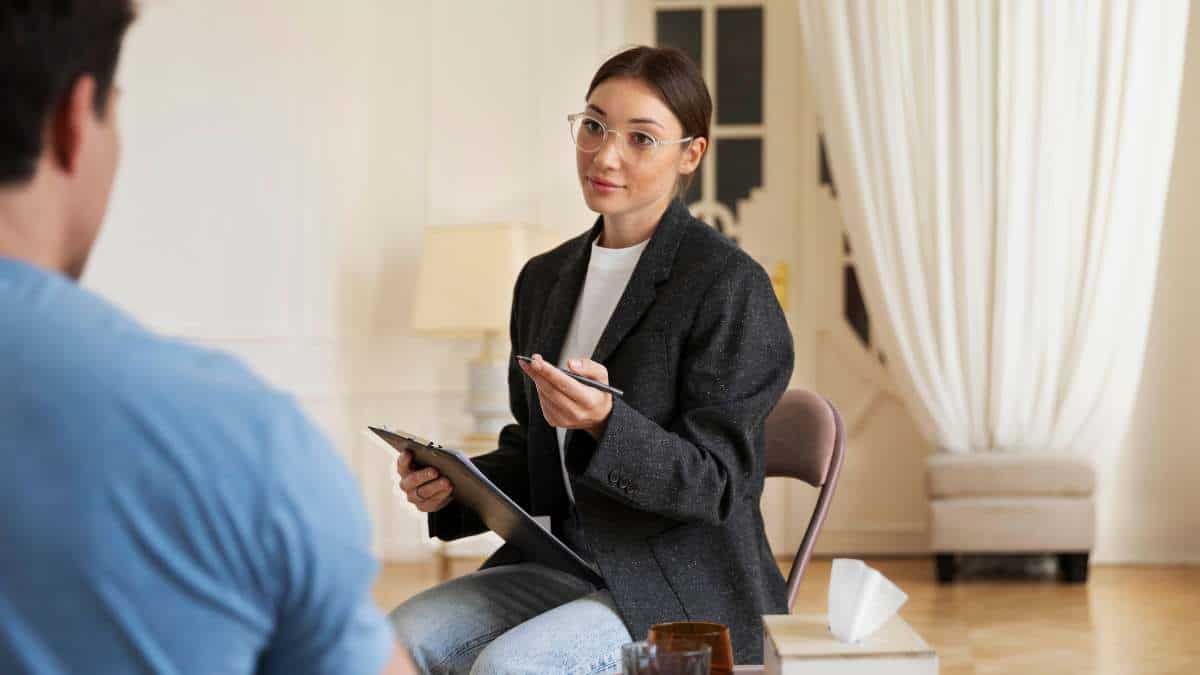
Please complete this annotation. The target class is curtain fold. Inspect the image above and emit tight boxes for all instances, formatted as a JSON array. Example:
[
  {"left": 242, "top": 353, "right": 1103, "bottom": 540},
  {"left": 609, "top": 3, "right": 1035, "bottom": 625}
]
[{"left": 797, "top": 0, "right": 1189, "bottom": 454}]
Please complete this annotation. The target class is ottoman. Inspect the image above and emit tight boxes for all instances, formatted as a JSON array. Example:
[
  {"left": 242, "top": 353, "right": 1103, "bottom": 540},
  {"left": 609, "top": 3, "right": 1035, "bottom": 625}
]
[{"left": 926, "top": 453, "right": 1095, "bottom": 583}]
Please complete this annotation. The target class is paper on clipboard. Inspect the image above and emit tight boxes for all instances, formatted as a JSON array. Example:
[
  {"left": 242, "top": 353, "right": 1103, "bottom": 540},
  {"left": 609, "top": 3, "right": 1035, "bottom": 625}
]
[{"left": 367, "top": 426, "right": 604, "bottom": 587}]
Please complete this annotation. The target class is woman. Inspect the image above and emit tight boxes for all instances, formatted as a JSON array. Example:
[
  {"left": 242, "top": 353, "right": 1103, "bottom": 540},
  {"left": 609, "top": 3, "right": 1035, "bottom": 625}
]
[{"left": 390, "top": 46, "right": 793, "bottom": 674}]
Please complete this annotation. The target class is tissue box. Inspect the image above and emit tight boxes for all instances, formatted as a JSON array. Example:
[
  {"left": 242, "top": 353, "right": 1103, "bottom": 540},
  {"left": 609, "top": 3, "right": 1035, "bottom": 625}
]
[{"left": 763, "top": 614, "right": 937, "bottom": 675}]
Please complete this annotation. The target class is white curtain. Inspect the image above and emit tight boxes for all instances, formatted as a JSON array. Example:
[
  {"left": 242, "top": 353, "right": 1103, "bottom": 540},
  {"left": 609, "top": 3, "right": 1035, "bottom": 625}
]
[{"left": 797, "top": 0, "right": 1190, "bottom": 454}]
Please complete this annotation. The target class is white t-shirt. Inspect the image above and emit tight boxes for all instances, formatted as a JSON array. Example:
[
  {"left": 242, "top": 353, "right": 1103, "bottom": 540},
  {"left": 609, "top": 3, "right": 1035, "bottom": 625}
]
[{"left": 554, "top": 236, "right": 650, "bottom": 500}]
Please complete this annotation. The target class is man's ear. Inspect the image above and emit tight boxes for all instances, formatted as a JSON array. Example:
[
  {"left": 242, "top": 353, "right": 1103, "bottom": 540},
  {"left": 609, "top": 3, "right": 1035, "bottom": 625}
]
[
  {"left": 48, "top": 75, "right": 99, "bottom": 175},
  {"left": 679, "top": 136, "right": 707, "bottom": 177}
]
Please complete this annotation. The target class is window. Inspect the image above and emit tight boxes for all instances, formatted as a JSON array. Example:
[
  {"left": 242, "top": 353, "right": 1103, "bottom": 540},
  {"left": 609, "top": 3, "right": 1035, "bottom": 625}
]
[
  {"left": 825, "top": 136, "right": 883, "bottom": 363},
  {"left": 655, "top": 2, "right": 764, "bottom": 242}
]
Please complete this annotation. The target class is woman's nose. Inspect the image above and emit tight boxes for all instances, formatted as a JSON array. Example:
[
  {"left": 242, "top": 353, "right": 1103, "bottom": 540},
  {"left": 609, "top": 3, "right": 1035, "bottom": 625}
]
[{"left": 593, "top": 131, "right": 623, "bottom": 167}]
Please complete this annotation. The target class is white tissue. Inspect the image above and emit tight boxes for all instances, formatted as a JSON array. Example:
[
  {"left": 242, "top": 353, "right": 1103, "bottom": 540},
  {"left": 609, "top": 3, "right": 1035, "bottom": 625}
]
[{"left": 828, "top": 558, "right": 909, "bottom": 643}]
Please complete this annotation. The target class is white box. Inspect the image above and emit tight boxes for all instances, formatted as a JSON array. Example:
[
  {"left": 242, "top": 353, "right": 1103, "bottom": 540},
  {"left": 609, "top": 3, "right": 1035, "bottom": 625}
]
[{"left": 763, "top": 614, "right": 938, "bottom": 675}]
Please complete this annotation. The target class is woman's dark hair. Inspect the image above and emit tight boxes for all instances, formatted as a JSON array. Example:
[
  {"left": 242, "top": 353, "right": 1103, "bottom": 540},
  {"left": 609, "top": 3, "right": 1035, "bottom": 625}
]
[
  {"left": 586, "top": 46, "right": 711, "bottom": 197},
  {"left": 0, "top": 0, "right": 136, "bottom": 185}
]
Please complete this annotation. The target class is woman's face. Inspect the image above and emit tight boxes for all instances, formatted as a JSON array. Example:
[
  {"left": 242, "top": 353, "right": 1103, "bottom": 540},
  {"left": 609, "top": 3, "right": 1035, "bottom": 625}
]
[{"left": 576, "top": 76, "right": 705, "bottom": 223}]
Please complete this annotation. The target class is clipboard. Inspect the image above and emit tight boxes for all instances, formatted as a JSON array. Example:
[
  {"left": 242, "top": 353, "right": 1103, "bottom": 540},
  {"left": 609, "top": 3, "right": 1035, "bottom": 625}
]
[{"left": 367, "top": 426, "right": 604, "bottom": 587}]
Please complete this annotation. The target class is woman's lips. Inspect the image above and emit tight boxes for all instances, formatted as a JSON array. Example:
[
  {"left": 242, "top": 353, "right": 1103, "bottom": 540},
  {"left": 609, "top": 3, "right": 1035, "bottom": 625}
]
[{"left": 588, "top": 177, "right": 622, "bottom": 194}]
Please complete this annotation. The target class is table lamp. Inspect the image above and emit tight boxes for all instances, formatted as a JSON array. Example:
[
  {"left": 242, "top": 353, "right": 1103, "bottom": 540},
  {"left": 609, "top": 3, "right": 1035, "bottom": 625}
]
[{"left": 412, "top": 223, "right": 558, "bottom": 452}]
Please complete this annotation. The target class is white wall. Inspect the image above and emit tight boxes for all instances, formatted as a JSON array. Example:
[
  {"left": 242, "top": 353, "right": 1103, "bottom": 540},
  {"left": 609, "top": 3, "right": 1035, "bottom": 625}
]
[
  {"left": 1096, "top": 1, "right": 1200, "bottom": 564},
  {"left": 88, "top": 0, "right": 627, "bottom": 561},
  {"left": 84, "top": 0, "right": 1200, "bottom": 565}
]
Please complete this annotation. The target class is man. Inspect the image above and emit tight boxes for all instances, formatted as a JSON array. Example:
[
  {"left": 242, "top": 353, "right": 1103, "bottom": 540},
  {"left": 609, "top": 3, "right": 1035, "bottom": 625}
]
[{"left": 0, "top": 2, "right": 413, "bottom": 673}]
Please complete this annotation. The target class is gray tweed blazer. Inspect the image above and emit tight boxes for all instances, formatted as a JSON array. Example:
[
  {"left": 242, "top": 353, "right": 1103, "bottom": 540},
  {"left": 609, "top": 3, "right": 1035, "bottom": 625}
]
[{"left": 429, "top": 198, "right": 794, "bottom": 664}]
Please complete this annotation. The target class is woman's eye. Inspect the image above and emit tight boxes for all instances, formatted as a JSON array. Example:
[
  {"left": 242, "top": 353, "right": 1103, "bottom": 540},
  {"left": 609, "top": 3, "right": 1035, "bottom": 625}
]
[
  {"left": 630, "top": 132, "right": 656, "bottom": 147},
  {"left": 583, "top": 120, "right": 604, "bottom": 134}
]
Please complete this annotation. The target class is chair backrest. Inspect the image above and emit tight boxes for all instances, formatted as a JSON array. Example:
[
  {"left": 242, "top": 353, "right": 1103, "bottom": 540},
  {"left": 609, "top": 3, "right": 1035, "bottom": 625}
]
[{"left": 763, "top": 389, "right": 846, "bottom": 611}]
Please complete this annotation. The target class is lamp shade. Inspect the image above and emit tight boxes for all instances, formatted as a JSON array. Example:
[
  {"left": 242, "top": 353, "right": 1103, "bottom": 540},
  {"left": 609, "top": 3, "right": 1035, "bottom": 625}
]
[{"left": 412, "top": 223, "right": 558, "bottom": 336}]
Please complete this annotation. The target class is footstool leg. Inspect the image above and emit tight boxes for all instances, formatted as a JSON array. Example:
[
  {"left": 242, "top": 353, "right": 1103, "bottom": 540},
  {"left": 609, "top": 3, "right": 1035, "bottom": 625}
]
[
  {"left": 1057, "top": 553, "right": 1089, "bottom": 583},
  {"left": 935, "top": 554, "right": 957, "bottom": 584}
]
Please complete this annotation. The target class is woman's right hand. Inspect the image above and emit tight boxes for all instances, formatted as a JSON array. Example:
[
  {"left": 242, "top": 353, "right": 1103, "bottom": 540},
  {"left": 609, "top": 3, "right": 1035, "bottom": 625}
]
[{"left": 395, "top": 450, "right": 454, "bottom": 513}]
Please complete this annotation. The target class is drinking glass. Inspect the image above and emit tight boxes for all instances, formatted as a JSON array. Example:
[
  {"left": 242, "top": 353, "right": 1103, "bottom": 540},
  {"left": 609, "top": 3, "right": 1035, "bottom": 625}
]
[
  {"left": 647, "top": 622, "right": 733, "bottom": 675},
  {"left": 620, "top": 640, "right": 711, "bottom": 675}
]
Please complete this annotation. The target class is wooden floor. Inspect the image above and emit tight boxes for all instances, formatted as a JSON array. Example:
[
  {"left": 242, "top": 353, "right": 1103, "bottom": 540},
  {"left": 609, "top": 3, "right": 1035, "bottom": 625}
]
[{"left": 374, "top": 557, "right": 1200, "bottom": 674}]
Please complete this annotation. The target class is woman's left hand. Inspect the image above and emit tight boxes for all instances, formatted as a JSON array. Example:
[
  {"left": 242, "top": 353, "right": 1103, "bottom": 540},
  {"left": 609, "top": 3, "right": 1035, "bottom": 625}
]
[{"left": 518, "top": 354, "right": 613, "bottom": 439}]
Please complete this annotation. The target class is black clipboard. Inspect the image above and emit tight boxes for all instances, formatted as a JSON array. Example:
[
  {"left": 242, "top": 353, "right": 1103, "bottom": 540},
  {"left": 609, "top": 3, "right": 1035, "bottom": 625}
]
[{"left": 368, "top": 426, "right": 604, "bottom": 587}]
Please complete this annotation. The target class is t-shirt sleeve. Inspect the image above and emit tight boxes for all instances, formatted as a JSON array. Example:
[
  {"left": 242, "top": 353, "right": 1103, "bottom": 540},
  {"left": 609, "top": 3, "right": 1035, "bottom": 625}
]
[{"left": 256, "top": 400, "right": 394, "bottom": 675}]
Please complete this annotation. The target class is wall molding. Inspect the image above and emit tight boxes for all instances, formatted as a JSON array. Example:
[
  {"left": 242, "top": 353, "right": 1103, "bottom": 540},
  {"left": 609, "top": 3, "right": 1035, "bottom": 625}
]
[
  {"left": 1094, "top": 530, "right": 1200, "bottom": 565},
  {"left": 815, "top": 530, "right": 929, "bottom": 556}
]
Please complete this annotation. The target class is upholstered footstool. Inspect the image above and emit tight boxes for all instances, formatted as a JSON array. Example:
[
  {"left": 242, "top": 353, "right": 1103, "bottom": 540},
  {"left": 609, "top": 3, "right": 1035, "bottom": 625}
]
[{"left": 926, "top": 453, "right": 1095, "bottom": 584}]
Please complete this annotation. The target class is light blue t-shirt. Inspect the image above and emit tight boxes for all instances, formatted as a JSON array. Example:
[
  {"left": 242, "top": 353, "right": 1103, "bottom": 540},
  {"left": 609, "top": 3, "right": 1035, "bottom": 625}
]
[{"left": 0, "top": 256, "right": 393, "bottom": 675}]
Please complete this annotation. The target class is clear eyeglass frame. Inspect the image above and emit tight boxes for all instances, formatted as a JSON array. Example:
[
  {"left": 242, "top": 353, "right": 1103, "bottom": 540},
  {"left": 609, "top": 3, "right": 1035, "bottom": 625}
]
[{"left": 567, "top": 112, "right": 694, "bottom": 160}]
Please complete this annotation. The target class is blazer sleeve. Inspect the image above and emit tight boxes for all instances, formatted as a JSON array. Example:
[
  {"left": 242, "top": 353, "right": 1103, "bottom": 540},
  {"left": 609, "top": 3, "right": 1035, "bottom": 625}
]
[
  {"left": 565, "top": 254, "right": 793, "bottom": 526},
  {"left": 428, "top": 265, "right": 533, "bottom": 541}
]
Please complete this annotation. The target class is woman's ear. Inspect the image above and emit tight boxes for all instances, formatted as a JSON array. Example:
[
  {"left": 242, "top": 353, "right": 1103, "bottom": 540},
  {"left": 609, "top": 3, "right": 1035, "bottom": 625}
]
[{"left": 678, "top": 136, "right": 707, "bottom": 177}]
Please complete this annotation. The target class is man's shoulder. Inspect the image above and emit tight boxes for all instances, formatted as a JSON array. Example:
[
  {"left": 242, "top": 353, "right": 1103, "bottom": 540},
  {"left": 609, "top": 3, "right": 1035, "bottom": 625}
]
[
  {"left": 110, "top": 335, "right": 308, "bottom": 466},
  {"left": 62, "top": 315, "right": 281, "bottom": 419},
  {"left": 1, "top": 279, "right": 301, "bottom": 464}
]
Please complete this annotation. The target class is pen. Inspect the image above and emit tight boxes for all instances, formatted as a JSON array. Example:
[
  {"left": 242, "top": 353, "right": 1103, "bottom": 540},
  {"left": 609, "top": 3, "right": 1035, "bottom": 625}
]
[{"left": 515, "top": 354, "right": 624, "bottom": 397}]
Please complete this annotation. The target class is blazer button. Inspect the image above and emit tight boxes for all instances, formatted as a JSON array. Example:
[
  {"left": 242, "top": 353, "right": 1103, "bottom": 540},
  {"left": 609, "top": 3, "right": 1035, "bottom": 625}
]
[{"left": 608, "top": 470, "right": 620, "bottom": 486}]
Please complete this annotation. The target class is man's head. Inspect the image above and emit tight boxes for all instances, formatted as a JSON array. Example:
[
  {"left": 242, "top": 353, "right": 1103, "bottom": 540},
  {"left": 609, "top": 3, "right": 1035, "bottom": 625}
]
[{"left": 0, "top": 0, "right": 135, "bottom": 279}]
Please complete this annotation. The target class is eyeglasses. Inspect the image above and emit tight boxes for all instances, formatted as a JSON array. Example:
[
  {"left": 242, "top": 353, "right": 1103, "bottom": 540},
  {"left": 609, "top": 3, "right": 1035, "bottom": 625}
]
[{"left": 567, "top": 113, "right": 694, "bottom": 161}]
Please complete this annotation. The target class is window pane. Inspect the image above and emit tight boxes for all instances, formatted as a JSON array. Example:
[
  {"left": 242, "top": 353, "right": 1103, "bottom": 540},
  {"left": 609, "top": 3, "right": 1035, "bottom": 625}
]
[
  {"left": 844, "top": 265, "right": 871, "bottom": 346},
  {"left": 819, "top": 133, "right": 837, "bottom": 196},
  {"left": 716, "top": 138, "right": 762, "bottom": 215},
  {"left": 716, "top": 7, "right": 763, "bottom": 125},
  {"left": 656, "top": 10, "right": 702, "bottom": 70}
]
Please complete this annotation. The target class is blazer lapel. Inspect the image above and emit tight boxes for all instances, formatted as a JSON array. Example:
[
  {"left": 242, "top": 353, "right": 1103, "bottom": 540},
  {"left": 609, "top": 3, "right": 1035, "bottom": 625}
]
[
  {"left": 531, "top": 223, "right": 599, "bottom": 365},
  {"left": 589, "top": 199, "right": 691, "bottom": 366},
  {"left": 528, "top": 201, "right": 692, "bottom": 514},
  {"left": 527, "top": 224, "right": 598, "bottom": 515}
]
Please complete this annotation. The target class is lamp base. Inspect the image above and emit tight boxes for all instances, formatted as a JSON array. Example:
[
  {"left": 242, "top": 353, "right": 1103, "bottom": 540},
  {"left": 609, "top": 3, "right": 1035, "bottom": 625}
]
[{"left": 464, "top": 332, "right": 513, "bottom": 455}]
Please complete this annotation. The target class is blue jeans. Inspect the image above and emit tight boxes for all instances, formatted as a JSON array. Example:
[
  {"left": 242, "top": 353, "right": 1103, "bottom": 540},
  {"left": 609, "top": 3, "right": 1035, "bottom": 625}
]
[{"left": 388, "top": 563, "right": 632, "bottom": 675}]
